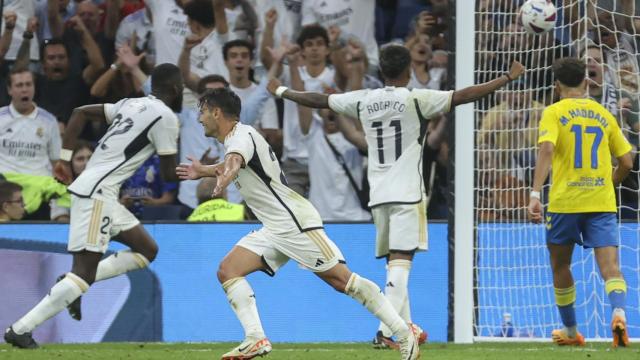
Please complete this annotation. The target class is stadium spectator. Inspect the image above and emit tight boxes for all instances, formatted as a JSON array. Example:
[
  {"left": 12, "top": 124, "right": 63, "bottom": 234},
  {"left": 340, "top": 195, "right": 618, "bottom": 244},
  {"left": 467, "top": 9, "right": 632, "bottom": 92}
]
[
  {"left": 33, "top": 39, "right": 97, "bottom": 139},
  {"left": 0, "top": 1, "right": 40, "bottom": 64},
  {"left": 255, "top": 1, "right": 302, "bottom": 73},
  {"left": 37, "top": 0, "right": 75, "bottom": 41},
  {"left": 179, "top": 0, "right": 231, "bottom": 107},
  {"left": 223, "top": 39, "right": 280, "bottom": 148},
  {"left": 49, "top": 1, "right": 111, "bottom": 81},
  {"left": 144, "top": 0, "right": 199, "bottom": 67},
  {"left": 592, "top": 11, "right": 640, "bottom": 95},
  {"left": 477, "top": 79, "right": 543, "bottom": 179},
  {"left": 0, "top": 181, "right": 25, "bottom": 221},
  {"left": 222, "top": 0, "right": 258, "bottom": 43},
  {"left": 328, "top": 27, "right": 382, "bottom": 91},
  {"left": 302, "top": 105, "right": 371, "bottom": 221},
  {"left": 0, "top": 14, "right": 38, "bottom": 106},
  {"left": 115, "top": 6, "right": 155, "bottom": 66},
  {"left": 187, "top": 177, "right": 245, "bottom": 221},
  {"left": 120, "top": 154, "right": 178, "bottom": 219},
  {"left": 0, "top": 68, "right": 61, "bottom": 177},
  {"left": 90, "top": 43, "right": 147, "bottom": 103},
  {"left": 301, "top": 0, "right": 379, "bottom": 71},
  {"left": 176, "top": 75, "right": 229, "bottom": 216},
  {"left": 584, "top": 45, "right": 640, "bottom": 147},
  {"left": 262, "top": 24, "right": 338, "bottom": 196},
  {"left": 51, "top": 140, "right": 93, "bottom": 222},
  {"left": 405, "top": 33, "right": 445, "bottom": 90}
]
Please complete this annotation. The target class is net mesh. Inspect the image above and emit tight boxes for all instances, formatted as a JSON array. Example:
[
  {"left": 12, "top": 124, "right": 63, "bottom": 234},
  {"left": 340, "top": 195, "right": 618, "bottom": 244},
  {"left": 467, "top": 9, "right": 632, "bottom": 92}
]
[{"left": 473, "top": 0, "right": 640, "bottom": 339}]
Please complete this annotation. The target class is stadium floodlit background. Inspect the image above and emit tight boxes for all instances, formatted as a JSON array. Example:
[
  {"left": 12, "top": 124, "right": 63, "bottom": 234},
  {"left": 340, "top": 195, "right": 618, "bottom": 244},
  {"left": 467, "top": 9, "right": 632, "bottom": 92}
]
[{"left": 1, "top": 0, "right": 640, "bottom": 357}]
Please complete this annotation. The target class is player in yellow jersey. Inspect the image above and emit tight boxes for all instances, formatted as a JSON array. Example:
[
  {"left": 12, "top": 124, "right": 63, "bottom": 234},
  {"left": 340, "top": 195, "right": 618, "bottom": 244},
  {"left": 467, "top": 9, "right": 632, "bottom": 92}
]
[{"left": 528, "top": 58, "right": 633, "bottom": 347}]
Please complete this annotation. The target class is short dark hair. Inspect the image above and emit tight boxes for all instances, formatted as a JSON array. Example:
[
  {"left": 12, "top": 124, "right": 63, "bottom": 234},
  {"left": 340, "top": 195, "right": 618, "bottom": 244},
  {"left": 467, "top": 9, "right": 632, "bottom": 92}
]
[
  {"left": 552, "top": 57, "right": 586, "bottom": 87},
  {"left": 197, "top": 74, "right": 229, "bottom": 95},
  {"left": 297, "top": 24, "right": 329, "bottom": 48},
  {"left": 379, "top": 44, "right": 411, "bottom": 80},
  {"left": 0, "top": 181, "right": 22, "bottom": 206},
  {"left": 74, "top": 139, "right": 95, "bottom": 154},
  {"left": 199, "top": 87, "right": 242, "bottom": 118},
  {"left": 223, "top": 39, "right": 254, "bottom": 61},
  {"left": 183, "top": 0, "right": 215, "bottom": 28},
  {"left": 41, "top": 38, "right": 68, "bottom": 61},
  {"left": 151, "top": 63, "right": 183, "bottom": 93},
  {"left": 7, "top": 67, "right": 34, "bottom": 87}
]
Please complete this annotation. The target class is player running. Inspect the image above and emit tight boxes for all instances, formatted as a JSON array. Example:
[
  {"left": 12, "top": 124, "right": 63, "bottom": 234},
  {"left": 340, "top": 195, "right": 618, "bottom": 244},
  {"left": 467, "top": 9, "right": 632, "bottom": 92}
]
[
  {"left": 4, "top": 64, "right": 184, "bottom": 349},
  {"left": 528, "top": 58, "right": 632, "bottom": 347},
  {"left": 177, "top": 87, "right": 421, "bottom": 360},
  {"left": 267, "top": 44, "right": 524, "bottom": 348}
]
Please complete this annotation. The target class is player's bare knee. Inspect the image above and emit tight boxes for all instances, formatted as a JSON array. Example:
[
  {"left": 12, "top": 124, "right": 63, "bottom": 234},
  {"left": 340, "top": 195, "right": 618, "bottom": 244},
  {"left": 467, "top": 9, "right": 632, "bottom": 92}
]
[
  {"left": 70, "top": 268, "right": 96, "bottom": 285},
  {"left": 217, "top": 261, "right": 235, "bottom": 284}
]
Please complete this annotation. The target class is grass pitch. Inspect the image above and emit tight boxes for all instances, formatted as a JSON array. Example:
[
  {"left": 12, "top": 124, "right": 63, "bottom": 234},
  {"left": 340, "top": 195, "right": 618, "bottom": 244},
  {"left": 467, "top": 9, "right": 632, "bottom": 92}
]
[{"left": 0, "top": 342, "right": 638, "bottom": 359}]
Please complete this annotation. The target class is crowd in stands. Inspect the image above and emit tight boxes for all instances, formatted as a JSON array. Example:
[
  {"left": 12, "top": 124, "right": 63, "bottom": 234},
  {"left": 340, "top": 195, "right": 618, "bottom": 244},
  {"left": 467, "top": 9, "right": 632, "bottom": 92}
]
[
  {"left": 0, "top": 0, "right": 452, "bottom": 222},
  {"left": 475, "top": 0, "right": 640, "bottom": 220}
]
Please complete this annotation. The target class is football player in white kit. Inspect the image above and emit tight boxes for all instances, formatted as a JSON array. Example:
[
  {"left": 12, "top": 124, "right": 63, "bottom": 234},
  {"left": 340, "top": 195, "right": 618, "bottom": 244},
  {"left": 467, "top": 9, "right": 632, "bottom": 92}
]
[
  {"left": 4, "top": 64, "right": 184, "bottom": 349},
  {"left": 177, "top": 87, "right": 421, "bottom": 360},
  {"left": 267, "top": 44, "right": 525, "bottom": 349}
]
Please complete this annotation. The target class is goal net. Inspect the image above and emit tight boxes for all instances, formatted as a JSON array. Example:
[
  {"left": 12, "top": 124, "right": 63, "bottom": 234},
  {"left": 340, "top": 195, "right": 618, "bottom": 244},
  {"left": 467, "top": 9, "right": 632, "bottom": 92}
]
[{"left": 473, "top": 0, "right": 639, "bottom": 340}]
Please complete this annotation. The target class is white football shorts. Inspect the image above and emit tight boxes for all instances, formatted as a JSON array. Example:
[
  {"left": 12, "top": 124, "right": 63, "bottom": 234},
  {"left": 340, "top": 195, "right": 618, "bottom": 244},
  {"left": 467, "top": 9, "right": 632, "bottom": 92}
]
[
  {"left": 68, "top": 195, "right": 139, "bottom": 253},
  {"left": 372, "top": 200, "right": 429, "bottom": 258},
  {"left": 237, "top": 227, "right": 345, "bottom": 275}
]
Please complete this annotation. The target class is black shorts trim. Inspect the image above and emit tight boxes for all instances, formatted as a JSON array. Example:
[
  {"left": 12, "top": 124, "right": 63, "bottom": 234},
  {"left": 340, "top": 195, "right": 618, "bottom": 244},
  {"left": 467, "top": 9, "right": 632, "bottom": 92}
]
[
  {"left": 370, "top": 199, "right": 423, "bottom": 209},
  {"left": 301, "top": 226, "right": 324, "bottom": 233},
  {"left": 375, "top": 248, "right": 418, "bottom": 259},
  {"left": 67, "top": 189, "right": 91, "bottom": 198},
  {"left": 260, "top": 255, "right": 276, "bottom": 277}
]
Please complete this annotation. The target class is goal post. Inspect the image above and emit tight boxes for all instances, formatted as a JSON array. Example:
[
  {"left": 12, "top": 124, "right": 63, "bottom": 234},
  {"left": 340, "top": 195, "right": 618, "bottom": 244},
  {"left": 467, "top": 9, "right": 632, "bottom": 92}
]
[
  {"left": 454, "top": 0, "right": 640, "bottom": 343},
  {"left": 453, "top": 0, "right": 476, "bottom": 345}
]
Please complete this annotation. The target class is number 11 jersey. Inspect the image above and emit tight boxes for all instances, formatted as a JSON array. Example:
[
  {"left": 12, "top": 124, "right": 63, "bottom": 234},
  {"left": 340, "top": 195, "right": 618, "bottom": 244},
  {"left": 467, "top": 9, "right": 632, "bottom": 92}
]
[
  {"left": 328, "top": 87, "right": 452, "bottom": 207},
  {"left": 68, "top": 96, "right": 179, "bottom": 200}
]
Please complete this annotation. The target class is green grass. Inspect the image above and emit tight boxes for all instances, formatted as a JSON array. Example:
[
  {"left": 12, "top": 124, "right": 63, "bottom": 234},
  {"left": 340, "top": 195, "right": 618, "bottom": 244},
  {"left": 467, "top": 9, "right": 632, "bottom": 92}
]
[{"left": 0, "top": 342, "right": 638, "bottom": 359}]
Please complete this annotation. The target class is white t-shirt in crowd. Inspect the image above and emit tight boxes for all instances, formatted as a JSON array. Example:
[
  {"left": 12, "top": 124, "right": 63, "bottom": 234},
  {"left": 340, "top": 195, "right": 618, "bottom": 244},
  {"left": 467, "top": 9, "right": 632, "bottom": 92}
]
[
  {"left": 0, "top": 104, "right": 60, "bottom": 176},
  {"left": 145, "top": 0, "right": 189, "bottom": 65},
  {"left": 328, "top": 87, "right": 453, "bottom": 207},
  {"left": 1, "top": 0, "right": 39, "bottom": 61},
  {"left": 302, "top": 0, "right": 378, "bottom": 69},
  {"left": 304, "top": 118, "right": 370, "bottom": 221},
  {"left": 230, "top": 83, "right": 279, "bottom": 129},
  {"left": 183, "top": 29, "right": 231, "bottom": 108},
  {"left": 407, "top": 67, "right": 446, "bottom": 91},
  {"left": 225, "top": 123, "right": 323, "bottom": 234},
  {"left": 68, "top": 96, "right": 179, "bottom": 200},
  {"left": 115, "top": 8, "right": 155, "bottom": 65},
  {"left": 281, "top": 65, "right": 336, "bottom": 161}
]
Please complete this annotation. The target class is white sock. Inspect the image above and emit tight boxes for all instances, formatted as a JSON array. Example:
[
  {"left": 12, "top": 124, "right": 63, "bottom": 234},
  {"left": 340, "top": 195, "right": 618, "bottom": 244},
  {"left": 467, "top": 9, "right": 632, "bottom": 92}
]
[
  {"left": 223, "top": 277, "right": 265, "bottom": 339},
  {"left": 12, "top": 273, "right": 89, "bottom": 334},
  {"left": 613, "top": 307, "right": 626, "bottom": 321},
  {"left": 378, "top": 260, "right": 412, "bottom": 337},
  {"left": 95, "top": 250, "right": 150, "bottom": 282},
  {"left": 345, "top": 273, "right": 409, "bottom": 338}
]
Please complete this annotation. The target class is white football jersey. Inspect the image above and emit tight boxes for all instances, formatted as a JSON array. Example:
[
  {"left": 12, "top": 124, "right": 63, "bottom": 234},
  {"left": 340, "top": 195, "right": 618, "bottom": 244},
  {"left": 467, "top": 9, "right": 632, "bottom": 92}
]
[
  {"left": 68, "top": 96, "right": 179, "bottom": 200},
  {"left": 225, "top": 123, "right": 323, "bottom": 234},
  {"left": 328, "top": 87, "right": 453, "bottom": 207}
]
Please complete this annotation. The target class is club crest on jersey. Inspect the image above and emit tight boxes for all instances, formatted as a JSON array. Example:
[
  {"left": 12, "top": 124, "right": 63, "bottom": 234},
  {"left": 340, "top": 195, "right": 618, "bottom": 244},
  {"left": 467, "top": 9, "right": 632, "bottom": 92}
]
[{"left": 36, "top": 127, "right": 44, "bottom": 138}]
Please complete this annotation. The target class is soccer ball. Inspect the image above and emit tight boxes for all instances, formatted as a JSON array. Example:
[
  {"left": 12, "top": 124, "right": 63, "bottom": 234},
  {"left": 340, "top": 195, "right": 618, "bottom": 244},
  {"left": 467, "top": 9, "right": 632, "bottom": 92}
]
[{"left": 519, "top": 0, "right": 557, "bottom": 34}]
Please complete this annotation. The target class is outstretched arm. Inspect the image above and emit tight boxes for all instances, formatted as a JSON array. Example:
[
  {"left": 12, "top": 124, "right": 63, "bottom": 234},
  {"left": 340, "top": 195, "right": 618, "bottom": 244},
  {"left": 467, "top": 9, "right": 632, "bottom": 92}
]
[
  {"left": 214, "top": 153, "right": 244, "bottom": 196},
  {"left": 451, "top": 61, "right": 525, "bottom": 107},
  {"left": 268, "top": 78, "right": 330, "bottom": 109}
]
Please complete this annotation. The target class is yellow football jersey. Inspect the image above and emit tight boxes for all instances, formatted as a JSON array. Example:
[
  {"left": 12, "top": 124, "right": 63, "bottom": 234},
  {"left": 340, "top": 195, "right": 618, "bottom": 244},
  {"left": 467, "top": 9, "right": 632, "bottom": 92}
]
[{"left": 538, "top": 98, "right": 632, "bottom": 213}]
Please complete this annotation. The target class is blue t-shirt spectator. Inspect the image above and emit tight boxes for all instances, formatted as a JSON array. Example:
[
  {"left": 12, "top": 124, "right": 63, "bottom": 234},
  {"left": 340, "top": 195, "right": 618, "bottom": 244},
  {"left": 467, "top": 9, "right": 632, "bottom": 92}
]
[{"left": 120, "top": 155, "right": 177, "bottom": 218}]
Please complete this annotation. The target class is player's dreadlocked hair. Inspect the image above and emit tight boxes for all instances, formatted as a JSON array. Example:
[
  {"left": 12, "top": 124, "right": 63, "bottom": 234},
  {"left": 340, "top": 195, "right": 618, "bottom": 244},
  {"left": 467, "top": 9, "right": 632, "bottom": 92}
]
[{"left": 199, "top": 87, "right": 242, "bottom": 118}]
